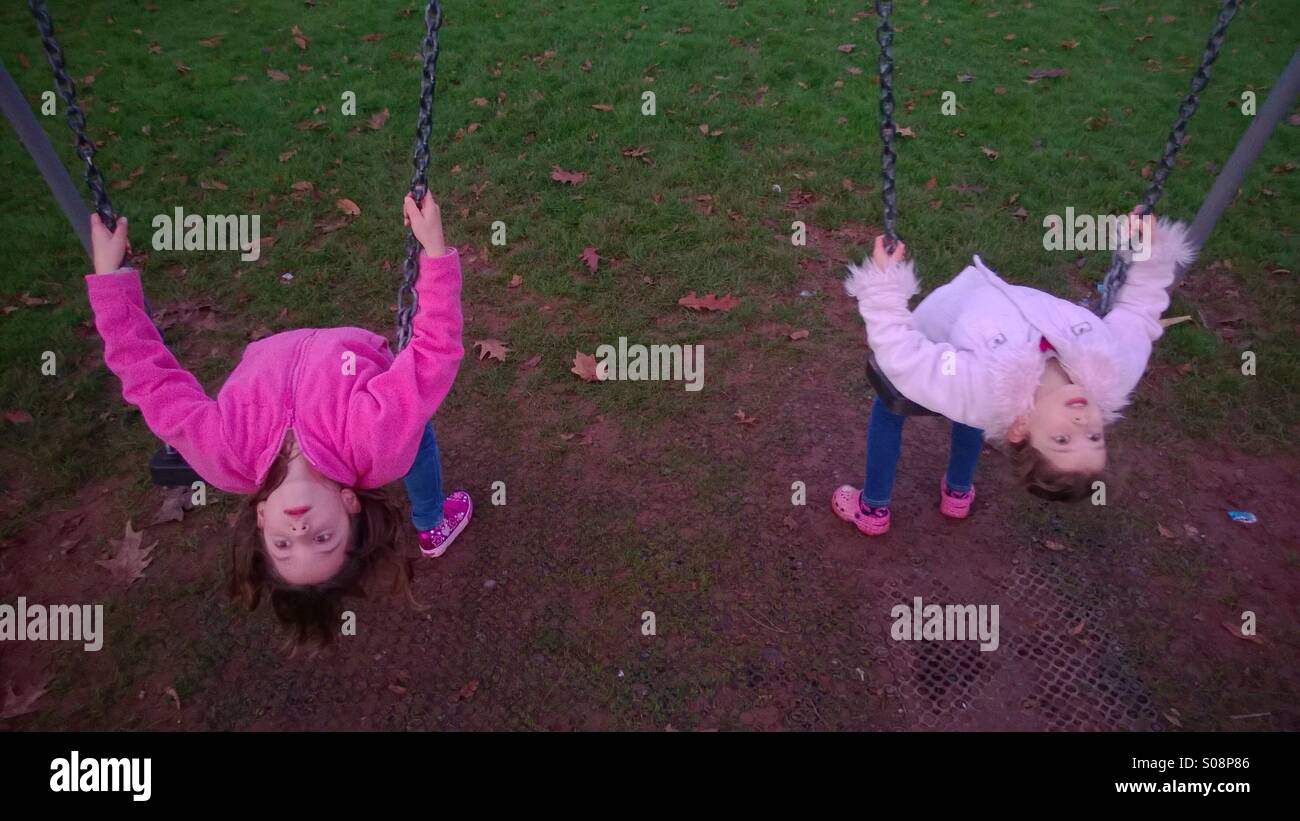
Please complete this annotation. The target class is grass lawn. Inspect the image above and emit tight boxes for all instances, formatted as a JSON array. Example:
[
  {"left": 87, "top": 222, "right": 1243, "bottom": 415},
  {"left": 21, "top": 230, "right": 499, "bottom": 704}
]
[{"left": 0, "top": 0, "right": 1296, "bottom": 730}]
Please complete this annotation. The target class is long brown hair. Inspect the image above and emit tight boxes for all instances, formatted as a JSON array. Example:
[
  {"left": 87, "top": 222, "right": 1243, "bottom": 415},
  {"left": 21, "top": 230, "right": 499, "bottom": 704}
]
[
  {"left": 229, "top": 444, "right": 413, "bottom": 652},
  {"left": 1008, "top": 438, "right": 1099, "bottom": 503}
]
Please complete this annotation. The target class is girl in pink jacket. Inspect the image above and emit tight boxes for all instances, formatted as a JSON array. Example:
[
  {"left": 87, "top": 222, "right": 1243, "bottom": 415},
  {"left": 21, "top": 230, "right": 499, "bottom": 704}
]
[
  {"left": 85, "top": 194, "right": 469, "bottom": 647},
  {"left": 833, "top": 212, "right": 1195, "bottom": 536}
]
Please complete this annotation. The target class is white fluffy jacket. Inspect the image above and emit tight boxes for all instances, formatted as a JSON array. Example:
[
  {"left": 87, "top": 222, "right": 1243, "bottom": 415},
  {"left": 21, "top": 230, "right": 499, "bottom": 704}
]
[{"left": 845, "top": 219, "right": 1197, "bottom": 442}]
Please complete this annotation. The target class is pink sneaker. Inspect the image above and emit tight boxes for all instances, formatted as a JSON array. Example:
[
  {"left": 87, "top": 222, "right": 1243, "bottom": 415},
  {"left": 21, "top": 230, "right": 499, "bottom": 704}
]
[
  {"left": 939, "top": 479, "right": 974, "bottom": 519},
  {"left": 417, "top": 491, "right": 473, "bottom": 557},
  {"left": 832, "top": 485, "right": 891, "bottom": 536}
]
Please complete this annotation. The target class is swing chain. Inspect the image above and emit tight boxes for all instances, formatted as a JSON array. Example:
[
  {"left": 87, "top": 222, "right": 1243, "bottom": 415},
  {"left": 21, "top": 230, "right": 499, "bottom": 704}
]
[
  {"left": 875, "top": 0, "right": 899, "bottom": 254},
  {"left": 1096, "top": 0, "right": 1239, "bottom": 316},
  {"left": 396, "top": 0, "right": 444, "bottom": 352},
  {"left": 28, "top": 0, "right": 117, "bottom": 232}
]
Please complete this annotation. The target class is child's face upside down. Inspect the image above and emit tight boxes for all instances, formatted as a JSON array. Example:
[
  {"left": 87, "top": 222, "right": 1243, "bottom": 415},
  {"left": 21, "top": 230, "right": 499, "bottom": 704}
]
[
  {"left": 256, "top": 451, "right": 361, "bottom": 586},
  {"left": 1010, "top": 381, "right": 1107, "bottom": 474}
]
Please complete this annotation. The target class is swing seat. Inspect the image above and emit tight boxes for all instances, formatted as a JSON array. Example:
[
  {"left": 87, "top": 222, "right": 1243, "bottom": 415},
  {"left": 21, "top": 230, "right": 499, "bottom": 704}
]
[
  {"left": 867, "top": 353, "right": 937, "bottom": 417},
  {"left": 149, "top": 444, "right": 202, "bottom": 487}
]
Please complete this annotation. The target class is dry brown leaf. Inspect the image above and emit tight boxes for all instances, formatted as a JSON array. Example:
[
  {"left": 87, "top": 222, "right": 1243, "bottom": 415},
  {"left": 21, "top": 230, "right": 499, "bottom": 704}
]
[
  {"left": 580, "top": 247, "right": 600, "bottom": 273},
  {"left": 473, "top": 339, "right": 509, "bottom": 362},
  {"left": 292, "top": 25, "right": 309, "bottom": 50},
  {"left": 788, "top": 329, "right": 810, "bottom": 341},
  {"left": 266, "top": 68, "right": 290, "bottom": 81},
  {"left": 96, "top": 521, "right": 157, "bottom": 587},
  {"left": 199, "top": 179, "right": 227, "bottom": 190},
  {"left": 836, "top": 43, "right": 856, "bottom": 53},
  {"left": 591, "top": 103, "right": 614, "bottom": 112},
  {"left": 336, "top": 198, "right": 361, "bottom": 216},
  {"left": 451, "top": 679, "right": 480, "bottom": 702},
  {"left": 199, "top": 35, "right": 224, "bottom": 48},
  {"left": 3, "top": 410, "right": 33, "bottom": 424},
  {"left": 279, "top": 149, "right": 297, "bottom": 163},
  {"left": 508, "top": 274, "right": 523, "bottom": 289},
  {"left": 981, "top": 146, "right": 999, "bottom": 160},
  {"left": 678, "top": 292, "right": 739, "bottom": 312},
  {"left": 1221, "top": 622, "right": 1263, "bottom": 645},
  {"left": 148, "top": 487, "right": 187, "bottom": 527},
  {"left": 734, "top": 409, "right": 758, "bottom": 425},
  {"left": 367, "top": 108, "right": 390, "bottom": 130},
  {"left": 0, "top": 679, "right": 48, "bottom": 720},
  {"left": 571, "top": 351, "right": 603, "bottom": 382},
  {"left": 549, "top": 166, "right": 587, "bottom": 186},
  {"left": 519, "top": 354, "right": 542, "bottom": 371}
]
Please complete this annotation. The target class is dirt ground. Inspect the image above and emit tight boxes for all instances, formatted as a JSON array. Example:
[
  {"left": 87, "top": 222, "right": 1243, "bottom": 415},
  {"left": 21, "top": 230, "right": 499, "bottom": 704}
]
[{"left": 2, "top": 224, "right": 1296, "bottom": 732}]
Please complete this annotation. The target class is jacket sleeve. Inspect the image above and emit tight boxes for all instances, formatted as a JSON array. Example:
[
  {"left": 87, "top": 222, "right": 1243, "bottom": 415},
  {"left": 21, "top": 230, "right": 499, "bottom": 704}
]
[
  {"left": 347, "top": 249, "right": 464, "bottom": 482},
  {"left": 844, "top": 256, "right": 987, "bottom": 427},
  {"left": 84, "top": 269, "right": 243, "bottom": 489},
  {"left": 1101, "top": 217, "right": 1197, "bottom": 395}
]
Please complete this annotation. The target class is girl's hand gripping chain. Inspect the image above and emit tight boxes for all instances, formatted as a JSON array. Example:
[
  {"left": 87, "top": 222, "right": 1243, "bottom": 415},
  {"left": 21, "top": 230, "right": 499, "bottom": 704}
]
[
  {"left": 403, "top": 191, "right": 447, "bottom": 257},
  {"left": 871, "top": 235, "right": 907, "bottom": 270},
  {"left": 89, "top": 213, "right": 130, "bottom": 275}
]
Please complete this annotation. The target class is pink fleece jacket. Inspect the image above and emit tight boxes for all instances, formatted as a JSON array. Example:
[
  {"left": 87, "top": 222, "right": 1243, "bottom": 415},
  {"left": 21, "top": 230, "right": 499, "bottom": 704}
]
[{"left": 85, "top": 250, "right": 464, "bottom": 494}]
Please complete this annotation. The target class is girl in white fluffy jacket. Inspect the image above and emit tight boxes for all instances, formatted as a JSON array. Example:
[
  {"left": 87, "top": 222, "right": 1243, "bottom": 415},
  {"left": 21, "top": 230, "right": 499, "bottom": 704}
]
[{"left": 832, "top": 212, "right": 1195, "bottom": 536}]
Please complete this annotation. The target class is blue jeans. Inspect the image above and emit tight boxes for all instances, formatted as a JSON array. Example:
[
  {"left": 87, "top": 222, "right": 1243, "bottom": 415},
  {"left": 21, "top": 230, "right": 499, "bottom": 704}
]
[
  {"left": 402, "top": 423, "right": 445, "bottom": 530},
  {"left": 862, "top": 396, "right": 984, "bottom": 508}
]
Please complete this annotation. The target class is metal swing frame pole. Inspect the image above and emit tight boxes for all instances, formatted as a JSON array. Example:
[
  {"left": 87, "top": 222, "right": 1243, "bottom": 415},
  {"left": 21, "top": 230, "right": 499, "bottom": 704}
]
[
  {"left": 0, "top": 59, "right": 92, "bottom": 257},
  {"left": 1179, "top": 47, "right": 1300, "bottom": 280}
]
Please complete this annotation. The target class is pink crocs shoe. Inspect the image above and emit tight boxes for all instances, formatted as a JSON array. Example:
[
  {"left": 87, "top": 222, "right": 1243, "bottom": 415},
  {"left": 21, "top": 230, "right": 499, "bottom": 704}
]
[
  {"left": 418, "top": 491, "right": 473, "bottom": 557},
  {"left": 832, "top": 485, "right": 891, "bottom": 536},
  {"left": 939, "top": 478, "right": 974, "bottom": 519}
]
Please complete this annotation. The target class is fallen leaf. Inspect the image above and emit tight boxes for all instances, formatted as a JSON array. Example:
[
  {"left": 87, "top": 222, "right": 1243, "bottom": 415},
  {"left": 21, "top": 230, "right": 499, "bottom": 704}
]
[
  {"left": 678, "top": 292, "right": 739, "bottom": 312},
  {"left": 1027, "top": 68, "right": 1069, "bottom": 79},
  {"left": 360, "top": 32, "right": 386, "bottom": 42},
  {"left": 279, "top": 149, "right": 297, "bottom": 162},
  {"left": 96, "top": 521, "right": 157, "bottom": 587},
  {"left": 1157, "top": 523, "right": 1175, "bottom": 538},
  {"left": 451, "top": 679, "right": 480, "bottom": 702},
  {"left": 1060, "top": 39, "right": 1080, "bottom": 49},
  {"left": 336, "top": 198, "right": 361, "bottom": 216},
  {"left": 175, "top": 62, "right": 191, "bottom": 75},
  {"left": 199, "top": 35, "right": 224, "bottom": 48},
  {"left": 292, "top": 25, "right": 309, "bottom": 50},
  {"left": 1043, "top": 539, "right": 1068, "bottom": 552},
  {"left": 1221, "top": 622, "right": 1263, "bottom": 645},
  {"left": 248, "top": 325, "right": 274, "bottom": 341},
  {"left": 3, "top": 410, "right": 33, "bottom": 425},
  {"left": 1159, "top": 315, "right": 1193, "bottom": 329},
  {"left": 591, "top": 103, "right": 614, "bottom": 112},
  {"left": 473, "top": 339, "right": 509, "bottom": 362},
  {"left": 0, "top": 679, "right": 48, "bottom": 720},
  {"left": 581, "top": 59, "right": 593, "bottom": 72},
  {"left": 788, "top": 329, "right": 810, "bottom": 341},
  {"left": 266, "top": 68, "right": 290, "bottom": 81},
  {"left": 580, "top": 246, "right": 600, "bottom": 273},
  {"left": 163, "top": 686, "right": 181, "bottom": 710},
  {"left": 148, "top": 487, "right": 187, "bottom": 526},
  {"left": 957, "top": 72, "right": 976, "bottom": 83},
  {"left": 836, "top": 43, "right": 856, "bottom": 53},
  {"left": 472, "top": 97, "right": 489, "bottom": 107},
  {"left": 200, "top": 179, "right": 227, "bottom": 190},
  {"left": 981, "top": 146, "right": 999, "bottom": 160},
  {"left": 622, "top": 145, "right": 653, "bottom": 165},
  {"left": 734, "top": 409, "right": 758, "bottom": 425},
  {"left": 367, "top": 108, "right": 390, "bottom": 130},
  {"left": 508, "top": 274, "right": 523, "bottom": 288},
  {"left": 924, "top": 176, "right": 937, "bottom": 191},
  {"left": 896, "top": 125, "right": 916, "bottom": 138},
  {"left": 571, "top": 351, "right": 603, "bottom": 382},
  {"left": 549, "top": 165, "right": 587, "bottom": 186}
]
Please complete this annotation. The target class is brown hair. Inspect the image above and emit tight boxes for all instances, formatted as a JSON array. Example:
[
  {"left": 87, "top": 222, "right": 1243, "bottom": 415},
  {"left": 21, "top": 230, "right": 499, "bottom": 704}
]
[
  {"left": 229, "top": 446, "right": 413, "bottom": 653},
  {"left": 1008, "top": 438, "right": 1099, "bottom": 503}
]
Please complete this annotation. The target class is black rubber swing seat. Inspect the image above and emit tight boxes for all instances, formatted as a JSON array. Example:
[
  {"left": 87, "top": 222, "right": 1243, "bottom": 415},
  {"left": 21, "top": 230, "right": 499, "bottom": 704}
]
[
  {"left": 867, "top": 353, "right": 937, "bottom": 417},
  {"left": 149, "top": 445, "right": 202, "bottom": 487}
]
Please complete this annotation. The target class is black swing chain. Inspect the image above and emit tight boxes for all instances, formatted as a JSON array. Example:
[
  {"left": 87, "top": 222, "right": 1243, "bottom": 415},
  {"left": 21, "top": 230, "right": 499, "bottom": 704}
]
[
  {"left": 396, "top": 0, "right": 444, "bottom": 352},
  {"left": 1096, "top": 0, "right": 1239, "bottom": 316},
  {"left": 28, "top": 0, "right": 117, "bottom": 233},
  {"left": 875, "top": 0, "right": 899, "bottom": 254}
]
